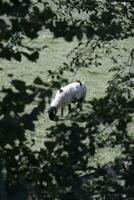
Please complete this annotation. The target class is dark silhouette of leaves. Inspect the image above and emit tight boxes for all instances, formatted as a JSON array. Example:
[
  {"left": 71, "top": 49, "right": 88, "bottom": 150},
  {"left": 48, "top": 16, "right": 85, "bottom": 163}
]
[
  {"left": 0, "top": 0, "right": 134, "bottom": 60},
  {"left": 0, "top": 1, "right": 134, "bottom": 199}
]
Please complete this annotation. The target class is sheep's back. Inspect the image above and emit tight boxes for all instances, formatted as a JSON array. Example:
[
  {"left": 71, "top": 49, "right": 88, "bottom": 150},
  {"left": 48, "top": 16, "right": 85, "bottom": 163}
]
[{"left": 69, "top": 82, "right": 87, "bottom": 100}]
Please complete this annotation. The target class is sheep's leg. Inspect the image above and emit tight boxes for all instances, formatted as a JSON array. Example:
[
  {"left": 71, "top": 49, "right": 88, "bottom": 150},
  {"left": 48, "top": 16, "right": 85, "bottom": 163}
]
[
  {"left": 68, "top": 104, "right": 71, "bottom": 113},
  {"left": 61, "top": 107, "right": 64, "bottom": 116},
  {"left": 77, "top": 99, "right": 83, "bottom": 111}
]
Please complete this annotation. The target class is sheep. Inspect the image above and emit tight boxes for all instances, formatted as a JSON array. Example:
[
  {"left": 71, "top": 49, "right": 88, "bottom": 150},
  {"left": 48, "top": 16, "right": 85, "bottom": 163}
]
[{"left": 48, "top": 80, "right": 87, "bottom": 120}]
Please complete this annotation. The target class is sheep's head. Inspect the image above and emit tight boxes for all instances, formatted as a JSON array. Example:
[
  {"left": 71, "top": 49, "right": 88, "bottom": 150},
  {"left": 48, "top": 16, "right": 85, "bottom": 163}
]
[{"left": 48, "top": 106, "right": 57, "bottom": 120}]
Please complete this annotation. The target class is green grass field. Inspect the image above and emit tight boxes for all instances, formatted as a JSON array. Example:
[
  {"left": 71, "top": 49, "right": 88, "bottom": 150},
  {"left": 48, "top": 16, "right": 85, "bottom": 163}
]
[{"left": 0, "top": 29, "right": 134, "bottom": 166}]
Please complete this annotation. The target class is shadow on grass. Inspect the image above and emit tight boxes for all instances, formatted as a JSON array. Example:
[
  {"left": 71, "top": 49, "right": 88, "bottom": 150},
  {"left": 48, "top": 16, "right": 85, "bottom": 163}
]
[
  {"left": 0, "top": 77, "right": 52, "bottom": 199},
  {"left": 0, "top": 69, "right": 134, "bottom": 199}
]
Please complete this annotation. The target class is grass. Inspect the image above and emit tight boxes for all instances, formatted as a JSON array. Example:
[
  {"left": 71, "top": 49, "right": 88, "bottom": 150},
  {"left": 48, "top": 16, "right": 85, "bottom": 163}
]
[{"left": 0, "top": 29, "right": 134, "bottom": 166}]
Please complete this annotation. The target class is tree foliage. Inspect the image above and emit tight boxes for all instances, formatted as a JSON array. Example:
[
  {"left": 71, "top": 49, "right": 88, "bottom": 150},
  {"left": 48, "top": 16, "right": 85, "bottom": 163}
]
[
  {"left": 0, "top": 0, "right": 134, "bottom": 60},
  {"left": 0, "top": 0, "right": 134, "bottom": 200},
  {"left": 0, "top": 0, "right": 55, "bottom": 61}
]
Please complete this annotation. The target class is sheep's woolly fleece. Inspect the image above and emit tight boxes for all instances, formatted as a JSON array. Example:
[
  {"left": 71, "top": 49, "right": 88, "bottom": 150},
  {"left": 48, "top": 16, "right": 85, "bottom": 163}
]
[{"left": 50, "top": 81, "right": 87, "bottom": 110}]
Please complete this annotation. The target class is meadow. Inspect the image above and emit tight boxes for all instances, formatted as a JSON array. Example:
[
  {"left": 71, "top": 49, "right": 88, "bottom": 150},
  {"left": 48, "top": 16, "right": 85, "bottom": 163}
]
[{"left": 0, "top": 28, "right": 134, "bottom": 169}]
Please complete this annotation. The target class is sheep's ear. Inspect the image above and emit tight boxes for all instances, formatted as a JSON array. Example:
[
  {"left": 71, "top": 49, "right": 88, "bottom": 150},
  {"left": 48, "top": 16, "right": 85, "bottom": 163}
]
[
  {"left": 76, "top": 80, "right": 82, "bottom": 86},
  {"left": 59, "top": 89, "right": 63, "bottom": 93}
]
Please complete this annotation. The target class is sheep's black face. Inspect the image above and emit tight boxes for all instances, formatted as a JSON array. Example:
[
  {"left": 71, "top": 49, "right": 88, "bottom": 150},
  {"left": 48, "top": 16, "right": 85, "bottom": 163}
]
[{"left": 48, "top": 107, "right": 57, "bottom": 120}]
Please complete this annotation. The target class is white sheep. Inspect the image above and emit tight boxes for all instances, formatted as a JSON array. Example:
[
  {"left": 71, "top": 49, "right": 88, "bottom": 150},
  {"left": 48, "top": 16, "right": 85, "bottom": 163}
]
[{"left": 48, "top": 80, "right": 87, "bottom": 120}]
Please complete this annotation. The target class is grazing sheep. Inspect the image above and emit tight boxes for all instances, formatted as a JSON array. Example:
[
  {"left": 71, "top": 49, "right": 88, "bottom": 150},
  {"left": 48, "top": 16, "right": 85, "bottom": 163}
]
[{"left": 48, "top": 80, "right": 87, "bottom": 120}]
